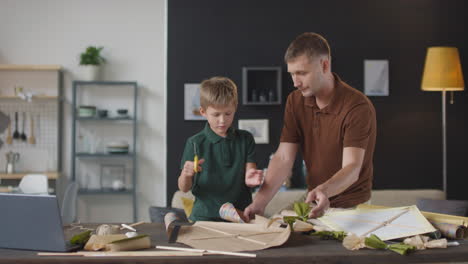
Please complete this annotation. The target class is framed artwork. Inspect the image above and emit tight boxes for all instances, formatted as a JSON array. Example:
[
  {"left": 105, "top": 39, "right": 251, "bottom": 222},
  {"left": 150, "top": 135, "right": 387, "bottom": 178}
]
[
  {"left": 364, "top": 60, "right": 389, "bottom": 96},
  {"left": 238, "top": 119, "right": 269, "bottom": 144},
  {"left": 184, "top": 83, "right": 205, "bottom": 120}
]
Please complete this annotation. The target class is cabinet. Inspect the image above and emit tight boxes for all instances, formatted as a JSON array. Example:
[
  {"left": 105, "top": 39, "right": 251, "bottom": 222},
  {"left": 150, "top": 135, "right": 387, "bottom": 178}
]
[
  {"left": 0, "top": 65, "right": 62, "bottom": 185},
  {"left": 242, "top": 67, "right": 282, "bottom": 105},
  {"left": 71, "top": 81, "right": 138, "bottom": 221}
]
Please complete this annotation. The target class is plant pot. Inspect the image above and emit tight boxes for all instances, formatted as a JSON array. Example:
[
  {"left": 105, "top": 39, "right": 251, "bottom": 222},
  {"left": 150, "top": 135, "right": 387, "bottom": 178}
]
[{"left": 81, "top": 65, "right": 101, "bottom": 81}]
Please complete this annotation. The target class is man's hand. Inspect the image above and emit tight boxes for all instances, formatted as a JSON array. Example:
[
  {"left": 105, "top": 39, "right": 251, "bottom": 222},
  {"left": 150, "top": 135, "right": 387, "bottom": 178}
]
[
  {"left": 305, "top": 187, "right": 330, "bottom": 218},
  {"left": 245, "top": 168, "right": 263, "bottom": 187},
  {"left": 182, "top": 159, "right": 205, "bottom": 178},
  {"left": 243, "top": 202, "right": 265, "bottom": 222}
]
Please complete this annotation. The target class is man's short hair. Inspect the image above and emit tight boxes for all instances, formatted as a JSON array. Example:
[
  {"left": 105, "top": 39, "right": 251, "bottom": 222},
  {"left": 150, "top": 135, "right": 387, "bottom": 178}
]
[
  {"left": 284, "top": 32, "right": 331, "bottom": 62},
  {"left": 200, "top": 76, "right": 238, "bottom": 109}
]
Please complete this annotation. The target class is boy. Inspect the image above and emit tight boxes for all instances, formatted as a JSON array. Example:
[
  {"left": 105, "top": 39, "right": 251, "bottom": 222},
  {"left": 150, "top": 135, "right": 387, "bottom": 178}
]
[{"left": 178, "top": 76, "right": 263, "bottom": 221}]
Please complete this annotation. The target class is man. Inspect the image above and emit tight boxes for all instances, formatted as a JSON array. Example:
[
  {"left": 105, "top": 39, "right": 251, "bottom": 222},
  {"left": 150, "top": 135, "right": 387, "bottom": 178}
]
[{"left": 244, "top": 32, "right": 376, "bottom": 220}]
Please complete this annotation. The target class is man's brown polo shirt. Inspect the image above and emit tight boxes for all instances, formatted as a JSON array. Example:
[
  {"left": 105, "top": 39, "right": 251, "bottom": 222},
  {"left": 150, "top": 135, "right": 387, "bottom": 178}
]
[{"left": 280, "top": 73, "right": 377, "bottom": 208}]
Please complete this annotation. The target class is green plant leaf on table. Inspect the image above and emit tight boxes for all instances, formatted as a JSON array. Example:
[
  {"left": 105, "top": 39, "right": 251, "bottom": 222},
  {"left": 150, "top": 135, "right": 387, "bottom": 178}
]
[
  {"left": 293, "top": 202, "right": 311, "bottom": 221},
  {"left": 70, "top": 230, "right": 92, "bottom": 247},
  {"left": 283, "top": 216, "right": 297, "bottom": 231},
  {"left": 312, "top": 231, "right": 347, "bottom": 241},
  {"left": 282, "top": 202, "right": 312, "bottom": 231},
  {"left": 365, "top": 234, "right": 415, "bottom": 255}
]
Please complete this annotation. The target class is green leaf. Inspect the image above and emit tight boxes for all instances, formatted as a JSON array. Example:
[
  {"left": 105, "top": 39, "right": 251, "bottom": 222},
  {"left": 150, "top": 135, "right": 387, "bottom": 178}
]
[
  {"left": 79, "top": 46, "right": 105, "bottom": 65},
  {"left": 70, "top": 230, "right": 92, "bottom": 246},
  {"left": 388, "top": 243, "right": 416, "bottom": 255},
  {"left": 365, "top": 234, "right": 415, "bottom": 255},
  {"left": 312, "top": 231, "right": 347, "bottom": 241},
  {"left": 293, "top": 202, "right": 310, "bottom": 221},
  {"left": 283, "top": 216, "right": 298, "bottom": 231},
  {"left": 364, "top": 234, "right": 387, "bottom": 249}
]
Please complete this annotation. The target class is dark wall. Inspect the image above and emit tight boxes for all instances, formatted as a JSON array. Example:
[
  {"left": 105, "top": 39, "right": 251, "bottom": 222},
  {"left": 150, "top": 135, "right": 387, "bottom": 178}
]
[{"left": 167, "top": 0, "right": 468, "bottom": 205}]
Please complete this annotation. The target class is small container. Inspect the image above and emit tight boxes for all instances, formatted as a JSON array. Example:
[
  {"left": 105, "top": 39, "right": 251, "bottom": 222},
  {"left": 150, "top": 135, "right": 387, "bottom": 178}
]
[
  {"left": 251, "top": 89, "right": 258, "bottom": 102},
  {"left": 117, "top": 109, "right": 128, "bottom": 116},
  {"left": 97, "top": 109, "right": 108, "bottom": 118},
  {"left": 78, "top": 105, "right": 96, "bottom": 117},
  {"left": 259, "top": 91, "right": 267, "bottom": 102},
  {"left": 106, "top": 140, "right": 129, "bottom": 154}
]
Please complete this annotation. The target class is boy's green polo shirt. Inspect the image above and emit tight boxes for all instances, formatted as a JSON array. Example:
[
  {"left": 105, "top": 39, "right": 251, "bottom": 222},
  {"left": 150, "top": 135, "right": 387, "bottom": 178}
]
[{"left": 180, "top": 123, "right": 256, "bottom": 221}]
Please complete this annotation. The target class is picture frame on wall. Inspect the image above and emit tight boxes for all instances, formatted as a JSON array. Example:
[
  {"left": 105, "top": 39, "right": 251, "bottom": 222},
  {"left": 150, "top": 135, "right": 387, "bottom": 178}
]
[
  {"left": 364, "top": 60, "right": 389, "bottom": 96},
  {"left": 184, "top": 83, "right": 206, "bottom": 120},
  {"left": 238, "top": 119, "right": 269, "bottom": 144}
]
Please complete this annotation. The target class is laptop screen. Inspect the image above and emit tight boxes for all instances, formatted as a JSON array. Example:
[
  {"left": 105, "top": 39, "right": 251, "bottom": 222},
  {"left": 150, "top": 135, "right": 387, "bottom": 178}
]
[{"left": 0, "top": 193, "right": 68, "bottom": 251}]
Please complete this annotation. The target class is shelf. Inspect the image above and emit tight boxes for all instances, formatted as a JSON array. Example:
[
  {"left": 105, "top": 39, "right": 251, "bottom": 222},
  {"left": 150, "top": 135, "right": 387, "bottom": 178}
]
[
  {"left": 72, "top": 80, "right": 138, "bottom": 222},
  {"left": 0, "top": 95, "right": 59, "bottom": 99},
  {"left": 75, "top": 152, "right": 135, "bottom": 158},
  {"left": 0, "top": 171, "right": 60, "bottom": 180},
  {"left": 74, "top": 81, "right": 137, "bottom": 86},
  {"left": 242, "top": 66, "right": 282, "bottom": 105},
  {"left": 76, "top": 116, "right": 134, "bottom": 121},
  {"left": 0, "top": 64, "right": 62, "bottom": 71},
  {"left": 78, "top": 188, "right": 134, "bottom": 195}
]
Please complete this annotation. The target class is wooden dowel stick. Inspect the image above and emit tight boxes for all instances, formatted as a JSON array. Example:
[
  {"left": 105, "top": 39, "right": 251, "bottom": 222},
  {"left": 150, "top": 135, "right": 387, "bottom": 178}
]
[
  {"left": 156, "top": 245, "right": 256, "bottom": 258},
  {"left": 120, "top": 221, "right": 146, "bottom": 230},
  {"left": 362, "top": 209, "right": 409, "bottom": 237},
  {"left": 196, "top": 225, "right": 267, "bottom": 246}
]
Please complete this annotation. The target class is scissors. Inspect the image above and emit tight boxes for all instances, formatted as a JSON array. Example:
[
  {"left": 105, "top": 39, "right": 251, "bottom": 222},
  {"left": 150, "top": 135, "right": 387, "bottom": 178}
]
[{"left": 193, "top": 142, "right": 199, "bottom": 173}]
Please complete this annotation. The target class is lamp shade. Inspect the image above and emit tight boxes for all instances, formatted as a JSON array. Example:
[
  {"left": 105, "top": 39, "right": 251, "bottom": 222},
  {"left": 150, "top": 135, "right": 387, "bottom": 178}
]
[{"left": 421, "top": 47, "right": 465, "bottom": 91}]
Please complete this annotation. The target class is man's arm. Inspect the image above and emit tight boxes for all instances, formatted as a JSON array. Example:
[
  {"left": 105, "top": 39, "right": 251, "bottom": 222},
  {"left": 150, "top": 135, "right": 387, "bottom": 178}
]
[
  {"left": 306, "top": 147, "right": 365, "bottom": 218},
  {"left": 244, "top": 142, "right": 298, "bottom": 220}
]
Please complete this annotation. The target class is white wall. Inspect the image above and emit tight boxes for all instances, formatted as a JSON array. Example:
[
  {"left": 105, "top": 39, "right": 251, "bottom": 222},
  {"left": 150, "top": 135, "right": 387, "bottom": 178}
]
[{"left": 0, "top": 0, "right": 167, "bottom": 222}]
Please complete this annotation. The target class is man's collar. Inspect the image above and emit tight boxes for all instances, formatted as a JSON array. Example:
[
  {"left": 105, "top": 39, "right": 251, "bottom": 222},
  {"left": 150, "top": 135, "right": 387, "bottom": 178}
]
[
  {"left": 203, "top": 123, "right": 235, "bottom": 143},
  {"left": 304, "top": 72, "right": 343, "bottom": 115}
]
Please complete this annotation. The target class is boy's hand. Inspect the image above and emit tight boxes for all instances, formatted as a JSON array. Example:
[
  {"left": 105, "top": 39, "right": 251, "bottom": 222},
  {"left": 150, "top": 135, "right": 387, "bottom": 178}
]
[
  {"left": 182, "top": 159, "right": 205, "bottom": 178},
  {"left": 245, "top": 168, "right": 263, "bottom": 187}
]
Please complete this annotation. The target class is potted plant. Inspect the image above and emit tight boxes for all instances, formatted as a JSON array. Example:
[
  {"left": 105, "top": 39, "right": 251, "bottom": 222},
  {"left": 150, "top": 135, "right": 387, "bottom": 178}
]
[{"left": 79, "top": 46, "right": 105, "bottom": 81}]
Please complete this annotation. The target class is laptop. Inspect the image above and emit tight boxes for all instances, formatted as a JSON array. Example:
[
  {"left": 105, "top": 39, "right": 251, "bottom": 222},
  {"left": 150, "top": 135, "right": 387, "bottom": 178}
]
[{"left": 0, "top": 193, "right": 80, "bottom": 252}]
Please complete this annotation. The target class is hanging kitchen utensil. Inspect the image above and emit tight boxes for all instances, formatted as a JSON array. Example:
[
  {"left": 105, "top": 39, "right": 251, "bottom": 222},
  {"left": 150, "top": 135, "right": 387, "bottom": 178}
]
[
  {"left": 6, "top": 114, "right": 13, "bottom": 145},
  {"left": 36, "top": 113, "right": 40, "bottom": 142},
  {"left": 20, "top": 112, "right": 27, "bottom": 141},
  {"left": 28, "top": 114, "right": 36, "bottom": 145},
  {"left": 13, "top": 112, "right": 20, "bottom": 140}
]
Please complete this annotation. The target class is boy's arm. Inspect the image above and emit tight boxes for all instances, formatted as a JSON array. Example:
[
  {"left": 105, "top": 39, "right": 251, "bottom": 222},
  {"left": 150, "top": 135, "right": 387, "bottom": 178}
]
[{"left": 245, "top": 162, "right": 263, "bottom": 187}]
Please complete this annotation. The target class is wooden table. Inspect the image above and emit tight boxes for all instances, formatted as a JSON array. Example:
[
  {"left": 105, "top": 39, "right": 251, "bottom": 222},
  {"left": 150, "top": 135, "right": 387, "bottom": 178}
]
[{"left": 0, "top": 223, "right": 467, "bottom": 264}]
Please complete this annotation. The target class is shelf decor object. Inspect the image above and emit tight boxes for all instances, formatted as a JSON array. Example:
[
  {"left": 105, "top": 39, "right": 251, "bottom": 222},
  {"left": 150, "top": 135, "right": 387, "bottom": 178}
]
[
  {"left": 421, "top": 46, "right": 465, "bottom": 196},
  {"left": 100, "top": 164, "right": 126, "bottom": 191},
  {"left": 242, "top": 67, "right": 282, "bottom": 105},
  {"left": 79, "top": 46, "right": 105, "bottom": 81}
]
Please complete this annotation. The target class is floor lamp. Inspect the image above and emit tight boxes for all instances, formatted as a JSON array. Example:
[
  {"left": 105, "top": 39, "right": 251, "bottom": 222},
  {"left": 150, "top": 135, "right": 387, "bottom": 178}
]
[{"left": 421, "top": 47, "right": 465, "bottom": 197}]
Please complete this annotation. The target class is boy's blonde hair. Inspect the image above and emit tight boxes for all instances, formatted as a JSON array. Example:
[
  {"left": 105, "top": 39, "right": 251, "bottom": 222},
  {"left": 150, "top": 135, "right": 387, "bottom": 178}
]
[{"left": 200, "top": 76, "right": 238, "bottom": 109}]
